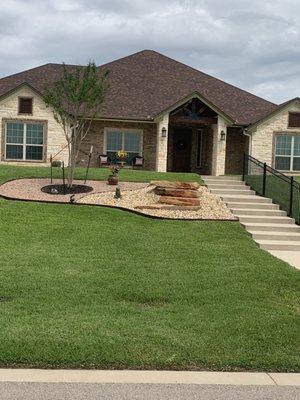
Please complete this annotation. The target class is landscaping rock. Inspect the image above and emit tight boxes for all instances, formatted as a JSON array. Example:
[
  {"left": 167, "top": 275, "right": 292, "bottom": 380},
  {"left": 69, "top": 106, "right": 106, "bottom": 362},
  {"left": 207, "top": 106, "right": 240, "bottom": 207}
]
[
  {"left": 154, "top": 187, "right": 200, "bottom": 198},
  {"left": 135, "top": 205, "right": 202, "bottom": 210},
  {"left": 149, "top": 181, "right": 200, "bottom": 190},
  {"left": 158, "top": 196, "right": 201, "bottom": 206}
]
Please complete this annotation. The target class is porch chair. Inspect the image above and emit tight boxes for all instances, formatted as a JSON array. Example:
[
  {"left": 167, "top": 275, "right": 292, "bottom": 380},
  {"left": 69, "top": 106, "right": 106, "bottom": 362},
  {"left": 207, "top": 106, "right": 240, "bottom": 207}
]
[
  {"left": 132, "top": 156, "right": 144, "bottom": 169},
  {"left": 99, "top": 154, "right": 111, "bottom": 168}
]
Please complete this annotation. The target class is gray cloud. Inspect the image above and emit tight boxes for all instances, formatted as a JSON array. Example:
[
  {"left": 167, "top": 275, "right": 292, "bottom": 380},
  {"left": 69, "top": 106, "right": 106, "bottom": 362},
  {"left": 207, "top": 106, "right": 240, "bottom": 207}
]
[{"left": 0, "top": 0, "right": 299, "bottom": 103}]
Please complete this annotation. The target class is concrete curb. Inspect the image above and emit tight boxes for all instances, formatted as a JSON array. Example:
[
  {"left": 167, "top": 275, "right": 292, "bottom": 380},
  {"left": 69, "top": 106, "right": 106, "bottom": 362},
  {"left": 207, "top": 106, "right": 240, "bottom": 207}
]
[{"left": 0, "top": 370, "right": 299, "bottom": 386}]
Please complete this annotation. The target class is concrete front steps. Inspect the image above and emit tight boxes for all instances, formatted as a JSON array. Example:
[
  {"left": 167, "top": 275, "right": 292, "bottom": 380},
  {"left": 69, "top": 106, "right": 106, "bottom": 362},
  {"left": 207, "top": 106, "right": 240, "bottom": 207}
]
[{"left": 203, "top": 176, "right": 300, "bottom": 256}]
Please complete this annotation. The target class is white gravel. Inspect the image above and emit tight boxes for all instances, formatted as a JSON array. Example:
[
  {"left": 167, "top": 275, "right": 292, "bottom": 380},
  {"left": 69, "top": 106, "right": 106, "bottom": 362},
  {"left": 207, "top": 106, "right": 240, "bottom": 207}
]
[{"left": 77, "top": 185, "right": 235, "bottom": 220}]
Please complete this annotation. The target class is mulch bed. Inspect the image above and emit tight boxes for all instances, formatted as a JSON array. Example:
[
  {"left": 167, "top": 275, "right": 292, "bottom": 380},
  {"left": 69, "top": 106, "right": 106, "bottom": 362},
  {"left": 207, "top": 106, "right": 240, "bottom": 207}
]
[{"left": 41, "top": 184, "right": 93, "bottom": 195}]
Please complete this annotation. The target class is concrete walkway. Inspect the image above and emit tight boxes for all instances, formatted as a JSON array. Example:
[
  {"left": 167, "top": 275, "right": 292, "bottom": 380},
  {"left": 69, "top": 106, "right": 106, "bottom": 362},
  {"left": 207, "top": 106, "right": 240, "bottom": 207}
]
[
  {"left": 269, "top": 250, "right": 300, "bottom": 269},
  {"left": 204, "top": 176, "right": 300, "bottom": 270},
  {"left": 0, "top": 369, "right": 299, "bottom": 386}
]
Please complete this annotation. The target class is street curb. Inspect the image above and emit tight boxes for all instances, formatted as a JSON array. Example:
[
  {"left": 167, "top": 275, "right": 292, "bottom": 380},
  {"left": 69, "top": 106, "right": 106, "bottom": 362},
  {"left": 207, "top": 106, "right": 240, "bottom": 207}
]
[{"left": 0, "top": 370, "right": 299, "bottom": 386}]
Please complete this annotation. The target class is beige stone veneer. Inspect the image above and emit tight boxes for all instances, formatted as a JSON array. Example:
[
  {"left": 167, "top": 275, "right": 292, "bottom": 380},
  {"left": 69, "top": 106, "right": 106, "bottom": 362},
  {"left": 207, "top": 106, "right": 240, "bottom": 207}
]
[
  {"left": 251, "top": 101, "right": 300, "bottom": 168},
  {"left": 0, "top": 85, "right": 68, "bottom": 165}
]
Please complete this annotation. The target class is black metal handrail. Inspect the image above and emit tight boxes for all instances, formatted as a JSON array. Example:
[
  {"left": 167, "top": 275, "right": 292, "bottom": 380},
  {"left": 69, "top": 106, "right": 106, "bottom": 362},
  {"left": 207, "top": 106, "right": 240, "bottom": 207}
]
[{"left": 242, "top": 153, "right": 300, "bottom": 224}]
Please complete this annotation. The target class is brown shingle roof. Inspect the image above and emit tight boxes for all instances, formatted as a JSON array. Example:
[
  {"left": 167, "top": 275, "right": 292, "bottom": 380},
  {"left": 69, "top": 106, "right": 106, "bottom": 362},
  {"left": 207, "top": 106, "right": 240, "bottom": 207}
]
[{"left": 0, "top": 50, "right": 278, "bottom": 125}]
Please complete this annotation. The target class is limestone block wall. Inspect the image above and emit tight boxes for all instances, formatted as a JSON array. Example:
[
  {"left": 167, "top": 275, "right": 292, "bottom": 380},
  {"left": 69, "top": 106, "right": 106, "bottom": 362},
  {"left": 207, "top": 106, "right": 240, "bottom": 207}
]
[
  {"left": 251, "top": 101, "right": 300, "bottom": 167},
  {"left": 155, "top": 114, "right": 169, "bottom": 172},
  {"left": 211, "top": 116, "right": 227, "bottom": 176},
  {"left": 0, "top": 85, "right": 68, "bottom": 165}
]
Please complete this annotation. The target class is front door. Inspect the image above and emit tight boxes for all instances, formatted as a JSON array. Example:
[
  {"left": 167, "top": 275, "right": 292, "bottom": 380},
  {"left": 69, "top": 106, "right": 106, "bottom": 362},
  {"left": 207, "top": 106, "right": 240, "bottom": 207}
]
[{"left": 172, "top": 128, "right": 192, "bottom": 172}]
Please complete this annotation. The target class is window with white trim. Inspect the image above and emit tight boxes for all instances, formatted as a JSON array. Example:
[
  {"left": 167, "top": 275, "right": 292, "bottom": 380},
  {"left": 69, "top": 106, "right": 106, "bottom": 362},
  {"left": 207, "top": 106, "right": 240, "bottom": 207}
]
[
  {"left": 275, "top": 134, "right": 300, "bottom": 171},
  {"left": 5, "top": 121, "right": 45, "bottom": 161},
  {"left": 105, "top": 129, "right": 142, "bottom": 163}
]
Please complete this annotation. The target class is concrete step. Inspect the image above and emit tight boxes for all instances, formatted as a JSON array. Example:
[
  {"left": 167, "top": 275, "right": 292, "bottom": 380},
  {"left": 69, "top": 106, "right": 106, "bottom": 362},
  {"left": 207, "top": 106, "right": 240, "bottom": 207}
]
[
  {"left": 226, "top": 202, "right": 279, "bottom": 210},
  {"left": 221, "top": 195, "right": 272, "bottom": 203},
  {"left": 238, "top": 215, "right": 295, "bottom": 224},
  {"left": 231, "top": 208, "right": 287, "bottom": 216},
  {"left": 250, "top": 231, "right": 300, "bottom": 241},
  {"left": 204, "top": 180, "right": 245, "bottom": 186},
  {"left": 257, "top": 240, "right": 300, "bottom": 251},
  {"left": 211, "top": 188, "right": 255, "bottom": 195},
  {"left": 241, "top": 222, "right": 300, "bottom": 232},
  {"left": 207, "top": 183, "right": 248, "bottom": 190},
  {"left": 202, "top": 175, "right": 242, "bottom": 181}
]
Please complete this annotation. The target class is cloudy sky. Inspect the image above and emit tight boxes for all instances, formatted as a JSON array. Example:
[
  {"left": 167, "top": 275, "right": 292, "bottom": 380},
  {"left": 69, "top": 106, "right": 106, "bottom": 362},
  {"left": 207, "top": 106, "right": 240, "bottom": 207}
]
[{"left": 1, "top": 0, "right": 299, "bottom": 104}]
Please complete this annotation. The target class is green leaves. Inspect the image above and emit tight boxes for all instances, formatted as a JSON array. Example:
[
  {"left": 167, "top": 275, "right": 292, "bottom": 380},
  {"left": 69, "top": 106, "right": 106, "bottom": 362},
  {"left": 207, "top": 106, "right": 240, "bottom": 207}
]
[{"left": 43, "top": 61, "right": 109, "bottom": 123}]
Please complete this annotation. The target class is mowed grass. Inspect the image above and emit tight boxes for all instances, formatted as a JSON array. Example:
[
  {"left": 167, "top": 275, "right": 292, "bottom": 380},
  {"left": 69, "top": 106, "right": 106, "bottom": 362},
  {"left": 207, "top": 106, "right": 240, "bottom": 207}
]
[
  {"left": 0, "top": 164, "right": 202, "bottom": 185},
  {"left": 0, "top": 166, "right": 299, "bottom": 371}
]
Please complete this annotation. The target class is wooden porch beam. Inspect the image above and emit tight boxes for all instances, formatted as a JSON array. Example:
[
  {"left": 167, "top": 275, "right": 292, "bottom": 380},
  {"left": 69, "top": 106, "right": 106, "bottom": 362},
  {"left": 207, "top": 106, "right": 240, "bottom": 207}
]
[{"left": 169, "top": 116, "right": 217, "bottom": 125}]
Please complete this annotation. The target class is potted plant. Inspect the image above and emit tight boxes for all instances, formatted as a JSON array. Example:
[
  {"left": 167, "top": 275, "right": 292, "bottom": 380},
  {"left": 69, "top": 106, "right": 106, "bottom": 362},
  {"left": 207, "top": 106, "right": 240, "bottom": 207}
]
[
  {"left": 116, "top": 150, "right": 128, "bottom": 167},
  {"left": 107, "top": 166, "right": 120, "bottom": 185}
]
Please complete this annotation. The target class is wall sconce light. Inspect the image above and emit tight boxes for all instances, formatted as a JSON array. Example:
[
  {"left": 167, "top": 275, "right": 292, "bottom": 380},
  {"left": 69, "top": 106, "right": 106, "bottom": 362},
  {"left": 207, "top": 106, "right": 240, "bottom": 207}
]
[
  {"left": 161, "top": 127, "right": 167, "bottom": 137},
  {"left": 220, "top": 130, "right": 226, "bottom": 141}
]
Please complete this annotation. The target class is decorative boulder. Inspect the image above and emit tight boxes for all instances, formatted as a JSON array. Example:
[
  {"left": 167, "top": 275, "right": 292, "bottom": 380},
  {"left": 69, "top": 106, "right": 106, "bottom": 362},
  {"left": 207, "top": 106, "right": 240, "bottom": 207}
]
[
  {"left": 149, "top": 181, "right": 200, "bottom": 190},
  {"left": 154, "top": 187, "right": 199, "bottom": 198},
  {"left": 158, "top": 196, "right": 201, "bottom": 206}
]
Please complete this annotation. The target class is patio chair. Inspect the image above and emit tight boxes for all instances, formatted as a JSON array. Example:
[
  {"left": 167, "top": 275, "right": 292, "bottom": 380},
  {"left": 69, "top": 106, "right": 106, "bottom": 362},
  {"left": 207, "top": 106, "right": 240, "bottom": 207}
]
[
  {"left": 132, "top": 156, "right": 144, "bottom": 169},
  {"left": 99, "top": 154, "right": 111, "bottom": 168}
]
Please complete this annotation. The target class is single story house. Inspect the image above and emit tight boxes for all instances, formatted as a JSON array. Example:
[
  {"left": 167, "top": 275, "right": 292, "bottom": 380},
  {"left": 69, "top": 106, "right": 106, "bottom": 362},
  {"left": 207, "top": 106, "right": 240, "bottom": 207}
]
[{"left": 0, "top": 50, "right": 299, "bottom": 175}]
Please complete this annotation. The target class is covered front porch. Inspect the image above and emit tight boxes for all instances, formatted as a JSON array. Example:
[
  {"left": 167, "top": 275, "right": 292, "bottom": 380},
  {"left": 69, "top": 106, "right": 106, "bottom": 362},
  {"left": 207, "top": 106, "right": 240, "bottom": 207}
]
[{"left": 155, "top": 97, "right": 248, "bottom": 176}]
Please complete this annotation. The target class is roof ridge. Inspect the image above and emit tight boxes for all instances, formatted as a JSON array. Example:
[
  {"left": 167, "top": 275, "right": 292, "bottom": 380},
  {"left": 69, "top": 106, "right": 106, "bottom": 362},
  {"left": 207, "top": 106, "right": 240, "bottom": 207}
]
[
  {"left": 144, "top": 50, "right": 278, "bottom": 107},
  {"left": 0, "top": 62, "right": 80, "bottom": 82},
  {"left": 98, "top": 49, "right": 155, "bottom": 69},
  {"left": 0, "top": 63, "right": 53, "bottom": 81}
]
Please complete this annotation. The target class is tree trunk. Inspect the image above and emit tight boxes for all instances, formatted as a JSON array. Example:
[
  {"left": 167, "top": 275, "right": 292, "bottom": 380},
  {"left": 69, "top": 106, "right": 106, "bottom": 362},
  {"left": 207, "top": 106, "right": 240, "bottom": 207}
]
[{"left": 67, "top": 128, "right": 77, "bottom": 188}]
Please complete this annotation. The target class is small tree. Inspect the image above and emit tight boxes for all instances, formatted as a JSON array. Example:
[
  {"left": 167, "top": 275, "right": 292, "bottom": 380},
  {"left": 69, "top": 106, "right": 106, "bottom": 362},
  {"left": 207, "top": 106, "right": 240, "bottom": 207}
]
[{"left": 43, "top": 62, "right": 109, "bottom": 187}]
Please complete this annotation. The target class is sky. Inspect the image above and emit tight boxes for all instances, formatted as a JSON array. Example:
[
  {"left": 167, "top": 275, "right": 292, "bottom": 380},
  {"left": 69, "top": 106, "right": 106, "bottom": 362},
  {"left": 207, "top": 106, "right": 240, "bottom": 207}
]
[{"left": 0, "top": 0, "right": 299, "bottom": 104}]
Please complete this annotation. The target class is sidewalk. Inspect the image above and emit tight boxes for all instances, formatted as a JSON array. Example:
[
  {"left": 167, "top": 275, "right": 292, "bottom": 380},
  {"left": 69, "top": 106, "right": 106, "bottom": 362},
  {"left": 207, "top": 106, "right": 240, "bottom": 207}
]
[{"left": 0, "top": 369, "right": 299, "bottom": 386}]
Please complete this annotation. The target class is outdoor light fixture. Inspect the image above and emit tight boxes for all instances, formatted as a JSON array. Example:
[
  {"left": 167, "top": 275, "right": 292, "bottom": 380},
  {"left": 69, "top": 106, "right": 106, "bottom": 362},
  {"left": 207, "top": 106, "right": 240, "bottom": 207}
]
[
  {"left": 161, "top": 127, "right": 167, "bottom": 137},
  {"left": 220, "top": 130, "right": 226, "bottom": 141}
]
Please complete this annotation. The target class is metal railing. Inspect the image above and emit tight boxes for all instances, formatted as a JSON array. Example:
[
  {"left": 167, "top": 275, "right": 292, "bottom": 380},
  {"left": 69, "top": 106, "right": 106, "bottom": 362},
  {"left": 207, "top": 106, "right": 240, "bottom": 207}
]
[{"left": 242, "top": 153, "right": 300, "bottom": 224}]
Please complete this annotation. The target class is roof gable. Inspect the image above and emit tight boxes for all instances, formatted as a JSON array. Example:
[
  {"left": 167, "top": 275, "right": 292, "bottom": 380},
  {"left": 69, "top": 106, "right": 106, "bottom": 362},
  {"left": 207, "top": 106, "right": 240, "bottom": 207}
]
[
  {"left": 0, "top": 50, "right": 279, "bottom": 125},
  {"left": 248, "top": 97, "right": 300, "bottom": 132}
]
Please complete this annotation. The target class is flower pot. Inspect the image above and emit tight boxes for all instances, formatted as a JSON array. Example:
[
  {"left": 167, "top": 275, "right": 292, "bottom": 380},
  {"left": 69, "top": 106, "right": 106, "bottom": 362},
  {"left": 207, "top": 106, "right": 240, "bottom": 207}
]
[{"left": 108, "top": 175, "right": 119, "bottom": 185}]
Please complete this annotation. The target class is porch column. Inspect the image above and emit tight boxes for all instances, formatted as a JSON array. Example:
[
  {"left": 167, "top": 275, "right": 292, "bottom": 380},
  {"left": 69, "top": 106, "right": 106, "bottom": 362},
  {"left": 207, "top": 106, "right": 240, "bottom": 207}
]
[
  {"left": 211, "top": 116, "right": 227, "bottom": 176},
  {"left": 156, "top": 113, "right": 169, "bottom": 172}
]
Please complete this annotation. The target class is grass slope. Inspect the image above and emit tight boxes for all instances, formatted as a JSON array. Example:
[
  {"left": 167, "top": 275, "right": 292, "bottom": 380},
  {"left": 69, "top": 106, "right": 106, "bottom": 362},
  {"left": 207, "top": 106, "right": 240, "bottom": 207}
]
[
  {"left": 0, "top": 164, "right": 202, "bottom": 185},
  {"left": 0, "top": 166, "right": 299, "bottom": 371}
]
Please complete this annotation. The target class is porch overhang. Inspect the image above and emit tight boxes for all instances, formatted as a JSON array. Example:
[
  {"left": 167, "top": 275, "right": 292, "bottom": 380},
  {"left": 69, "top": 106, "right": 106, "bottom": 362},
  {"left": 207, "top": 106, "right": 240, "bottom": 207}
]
[{"left": 153, "top": 91, "right": 235, "bottom": 125}]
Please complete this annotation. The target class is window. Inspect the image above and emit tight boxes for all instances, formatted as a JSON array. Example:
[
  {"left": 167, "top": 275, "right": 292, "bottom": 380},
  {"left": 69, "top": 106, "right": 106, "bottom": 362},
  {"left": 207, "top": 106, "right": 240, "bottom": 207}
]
[
  {"left": 105, "top": 129, "right": 142, "bottom": 163},
  {"left": 275, "top": 134, "right": 300, "bottom": 171},
  {"left": 288, "top": 112, "right": 300, "bottom": 128},
  {"left": 5, "top": 121, "right": 44, "bottom": 161},
  {"left": 18, "top": 97, "right": 33, "bottom": 114}
]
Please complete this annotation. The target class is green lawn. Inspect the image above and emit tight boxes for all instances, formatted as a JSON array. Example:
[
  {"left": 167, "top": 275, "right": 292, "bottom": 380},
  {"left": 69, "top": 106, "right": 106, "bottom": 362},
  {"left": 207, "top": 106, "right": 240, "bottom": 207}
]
[
  {"left": 0, "top": 164, "right": 202, "bottom": 185},
  {"left": 0, "top": 166, "right": 299, "bottom": 371}
]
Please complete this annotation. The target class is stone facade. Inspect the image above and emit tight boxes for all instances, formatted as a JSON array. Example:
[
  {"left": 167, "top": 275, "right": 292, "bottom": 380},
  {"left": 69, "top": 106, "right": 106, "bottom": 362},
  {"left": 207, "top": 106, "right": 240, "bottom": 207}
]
[
  {"left": 251, "top": 101, "right": 300, "bottom": 168},
  {"left": 79, "top": 119, "right": 157, "bottom": 170},
  {"left": 0, "top": 85, "right": 68, "bottom": 165},
  {"left": 211, "top": 116, "right": 227, "bottom": 176},
  {"left": 1, "top": 86, "right": 298, "bottom": 174},
  {"left": 155, "top": 114, "right": 169, "bottom": 172}
]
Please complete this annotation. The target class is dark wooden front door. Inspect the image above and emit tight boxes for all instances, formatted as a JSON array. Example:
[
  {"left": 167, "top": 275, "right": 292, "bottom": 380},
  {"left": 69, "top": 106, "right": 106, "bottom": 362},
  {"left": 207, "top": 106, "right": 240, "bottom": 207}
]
[{"left": 172, "top": 128, "right": 192, "bottom": 172}]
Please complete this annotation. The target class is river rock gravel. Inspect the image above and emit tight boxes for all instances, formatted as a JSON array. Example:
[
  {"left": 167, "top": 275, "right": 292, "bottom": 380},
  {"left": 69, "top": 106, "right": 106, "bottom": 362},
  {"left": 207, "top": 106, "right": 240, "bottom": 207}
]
[{"left": 78, "top": 185, "right": 235, "bottom": 220}]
